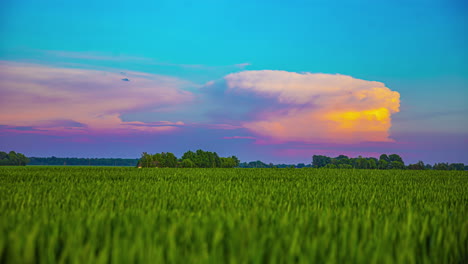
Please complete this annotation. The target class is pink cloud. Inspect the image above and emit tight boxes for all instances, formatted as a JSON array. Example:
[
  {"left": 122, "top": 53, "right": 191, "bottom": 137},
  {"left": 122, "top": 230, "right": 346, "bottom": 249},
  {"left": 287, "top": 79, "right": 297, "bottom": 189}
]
[
  {"left": 0, "top": 61, "right": 194, "bottom": 135},
  {"left": 204, "top": 124, "right": 243, "bottom": 130},
  {"left": 275, "top": 148, "right": 383, "bottom": 159},
  {"left": 224, "top": 70, "right": 400, "bottom": 144},
  {"left": 223, "top": 136, "right": 256, "bottom": 140}
]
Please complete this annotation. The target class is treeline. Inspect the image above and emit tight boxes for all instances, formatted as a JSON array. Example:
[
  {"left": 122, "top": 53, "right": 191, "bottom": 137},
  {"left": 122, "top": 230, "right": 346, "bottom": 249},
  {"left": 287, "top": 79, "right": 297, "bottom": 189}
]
[
  {"left": 312, "top": 154, "right": 466, "bottom": 170},
  {"left": 0, "top": 151, "right": 29, "bottom": 166},
  {"left": 28, "top": 157, "right": 139, "bottom": 166},
  {"left": 2, "top": 149, "right": 466, "bottom": 170},
  {"left": 138, "top": 150, "right": 240, "bottom": 168},
  {"left": 238, "top": 161, "right": 312, "bottom": 168}
]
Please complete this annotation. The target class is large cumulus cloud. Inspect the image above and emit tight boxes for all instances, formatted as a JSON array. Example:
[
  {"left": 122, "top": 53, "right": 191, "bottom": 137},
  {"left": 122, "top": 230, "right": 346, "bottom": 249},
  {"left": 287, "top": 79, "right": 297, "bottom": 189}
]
[{"left": 222, "top": 70, "right": 400, "bottom": 143}]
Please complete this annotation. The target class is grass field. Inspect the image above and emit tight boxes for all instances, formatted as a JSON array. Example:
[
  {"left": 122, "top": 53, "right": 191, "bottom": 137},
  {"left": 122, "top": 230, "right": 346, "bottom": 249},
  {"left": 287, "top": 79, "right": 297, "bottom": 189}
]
[{"left": 1, "top": 167, "right": 467, "bottom": 263}]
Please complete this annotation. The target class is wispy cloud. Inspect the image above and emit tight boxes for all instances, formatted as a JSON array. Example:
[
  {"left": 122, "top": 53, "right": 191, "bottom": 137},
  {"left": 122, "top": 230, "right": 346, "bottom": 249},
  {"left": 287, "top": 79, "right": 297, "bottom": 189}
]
[
  {"left": 42, "top": 50, "right": 153, "bottom": 63},
  {"left": 235, "top": 63, "right": 251, "bottom": 69},
  {"left": 223, "top": 136, "right": 256, "bottom": 140},
  {"left": 0, "top": 61, "right": 194, "bottom": 135},
  {"left": 40, "top": 49, "right": 250, "bottom": 71}
]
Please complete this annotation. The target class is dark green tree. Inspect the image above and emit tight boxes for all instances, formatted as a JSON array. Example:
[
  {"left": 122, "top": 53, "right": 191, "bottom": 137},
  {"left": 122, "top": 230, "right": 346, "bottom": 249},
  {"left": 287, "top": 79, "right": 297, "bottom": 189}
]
[
  {"left": 230, "top": 156, "right": 240, "bottom": 167},
  {"left": 0, "top": 151, "right": 29, "bottom": 166},
  {"left": 8, "top": 151, "right": 19, "bottom": 165},
  {"left": 389, "top": 161, "right": 405, "bottom": 170},
  {"left": 164, "top": 152, "right": 178, "bottom": 168},
  {"left": 138, "top": 152, "right": 155, "bottom": 168},
  {"left": 220, "top": 157, "right": 238, "bottom": 168},
  {"left": 378, "top": 159, "right": 389, "bottom": 170},
  {"left": 180, "top": 159, "right": 195, "bottom": 168},
  {"left": 324, "top": 164, "right": 337, "bottom": 169},
  {"left": 379, "top": 154, "right": 390, "bottom": 163},
  {"left": 355, "top": 156, "right": 369, "bottom": 169},
  {"left": 433, "top": 163, "right": 449, "bottom": 170},
  {"left": 448, "top": 163, "right": 465, "bottom": 171},
  {"left": 312, "top": 155, "right": 331, "bottom": 168},
  {"left": 389, "top": 154, "right": 404, "bottom": 165},
  {"left": 408, "top": 161, "right": 425, "bottom": 170},
  {"left": 368, "top": 159, "right": 377, "bottom": 169},
  {"left": 335, "top": 155, "right": 351, "bottom": 165}
]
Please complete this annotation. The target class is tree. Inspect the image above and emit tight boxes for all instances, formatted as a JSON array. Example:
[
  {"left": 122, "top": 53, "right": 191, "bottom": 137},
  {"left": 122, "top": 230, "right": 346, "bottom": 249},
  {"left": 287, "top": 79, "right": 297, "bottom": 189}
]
[
  {"left": 379, "top": 154, "right": 390, "bottom": 163},
  {"left": 8, "top": 151, "right": 19, "bottom": 165},
  {"left": 181, "top": 151, "right": 196, "bottom": 161},
  {"left": 368, "top": 159, "right": 377, "bottom": 169},
  {"left": 16, "top": 153, "right": 29, "bottom": 166},
  {"left": 190, "top": 149, "right": 216, "bottom": 168},
  {"left": 230, "top": 156, "right": 240, "bottom": 167},
  {"left": 355, "top": 157, "right": 369, "bottom": 169},
  {"left": 138, "top": 152, "right": 154, "bottom": 168},
  {"left": 212, "top": 152, "right": 221, "bottom": 168},
  {"left": 145, "top": 152, "right": 179, "bottom": 168},
  {"left": 335, "top": 155, "right": 351, "bottom": 165},
  {"left": 408, "top": 161, "right": 425, "bottom": 170},
  {"left": 312, "top": 155, "right": 331, "bottom": 168},
  {"left": 378, "top": 160, "right": 389, "bottom": 170},
  {"left": 433, "top": 163, "right": 449, "bottom": 170},
  {"left": 180, "top": 159, "right": 195, "bottom": 168},
  {"left": 220, "top": 157, "right": 238, "bottom": 168},
  {"left": 389, "top": 161, "right": 405, "bottom": 170},
  {"left": 153, "top": 153, "right": 164, "bottom": 167},
  {"left": 0, "top": 151, "right": 29, "bottom": 166},
  {"left": 164, "top": 152, "right": 178, "bottom": 168},
  {"left": 389, "top": 154, "right": 404, "bottom": 165},
  {"left": 448, "top": 163, "right": 465, "bottom": 171}
]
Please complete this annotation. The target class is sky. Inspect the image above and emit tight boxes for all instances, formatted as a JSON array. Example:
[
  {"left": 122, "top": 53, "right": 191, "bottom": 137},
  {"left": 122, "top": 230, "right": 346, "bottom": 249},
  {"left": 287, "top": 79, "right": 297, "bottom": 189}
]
[{"left": 1, "top": 0, "right": 467, "bottom": 164}]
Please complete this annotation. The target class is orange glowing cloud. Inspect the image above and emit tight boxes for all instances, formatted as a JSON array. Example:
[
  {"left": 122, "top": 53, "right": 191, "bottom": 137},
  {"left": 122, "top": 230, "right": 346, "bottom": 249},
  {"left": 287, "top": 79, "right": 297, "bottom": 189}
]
[
  {"left": 224, "top": 70, "right": 400, "bottom": 143},
  {"left": 0, "top": 61, "right": 193, "bottom": 135}
]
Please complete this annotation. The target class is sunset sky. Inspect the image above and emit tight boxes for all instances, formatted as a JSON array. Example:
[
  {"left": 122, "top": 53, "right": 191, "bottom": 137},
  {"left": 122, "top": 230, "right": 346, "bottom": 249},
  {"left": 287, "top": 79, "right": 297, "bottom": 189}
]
[{"left": 1, "top": 0, "right": 467, "bottom": 164}]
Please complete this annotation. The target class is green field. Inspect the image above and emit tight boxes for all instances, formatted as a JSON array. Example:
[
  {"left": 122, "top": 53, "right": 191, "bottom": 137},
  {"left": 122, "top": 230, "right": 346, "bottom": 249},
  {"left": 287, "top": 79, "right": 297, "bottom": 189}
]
[{"left": 1, "top": 167, "right": 467, "bottom": 263}]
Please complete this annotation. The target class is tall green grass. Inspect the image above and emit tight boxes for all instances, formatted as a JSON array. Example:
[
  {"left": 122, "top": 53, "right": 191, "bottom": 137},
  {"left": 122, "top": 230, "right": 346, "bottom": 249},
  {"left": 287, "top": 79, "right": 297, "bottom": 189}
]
[{"left": 1, "top": 167, "right": 467, "bottom": 263}]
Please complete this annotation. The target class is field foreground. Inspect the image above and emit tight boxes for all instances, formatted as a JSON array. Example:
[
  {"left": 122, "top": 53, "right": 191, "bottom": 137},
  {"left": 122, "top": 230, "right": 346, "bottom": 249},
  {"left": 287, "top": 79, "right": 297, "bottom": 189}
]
[{"left": 1, "top": 167, "right": 467, "bottom": 263}]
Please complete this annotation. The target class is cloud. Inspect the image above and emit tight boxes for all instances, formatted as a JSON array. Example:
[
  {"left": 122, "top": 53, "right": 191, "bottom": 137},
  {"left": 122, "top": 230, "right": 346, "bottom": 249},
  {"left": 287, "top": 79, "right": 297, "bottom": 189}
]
[
  {"left": 204, "top": 124, "right": 243, "bottom": 130},
  {"left": 40, "top": 50, "right": 251, "bottom": 71},
  {"left": 42, "top": 50, "right": 155, "bottom": 63},
  {"left": 223, "top": 136, "right": 256, "bottom": 140},
  {"left": 0, "top": 61, "right": 194, "bottom": 135},
  {"left": 275, "top": 148, "right": 383, "bottom": 159},
  {"left": 0, "top": 62, "right": 401, "bottom": 146},
  {"left": 235, "top": 63, "right": 251, "bottom": 69},
  {"left": 222, "top": 70, "right": 400, "bottom": 143}
]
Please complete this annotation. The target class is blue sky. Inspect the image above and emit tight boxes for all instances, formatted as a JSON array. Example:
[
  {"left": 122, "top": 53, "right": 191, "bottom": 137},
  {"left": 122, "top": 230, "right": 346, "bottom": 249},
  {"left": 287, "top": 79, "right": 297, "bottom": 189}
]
[{"left": 1, "top": 0, "right": 467, "bottom": 164}]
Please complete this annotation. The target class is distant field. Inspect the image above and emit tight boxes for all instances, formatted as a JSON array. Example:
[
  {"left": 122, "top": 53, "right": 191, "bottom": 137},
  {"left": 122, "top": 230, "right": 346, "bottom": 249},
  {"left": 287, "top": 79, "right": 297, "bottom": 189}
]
[{"left": 1, "top": 167, "right": 467, "bottom": 263}]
